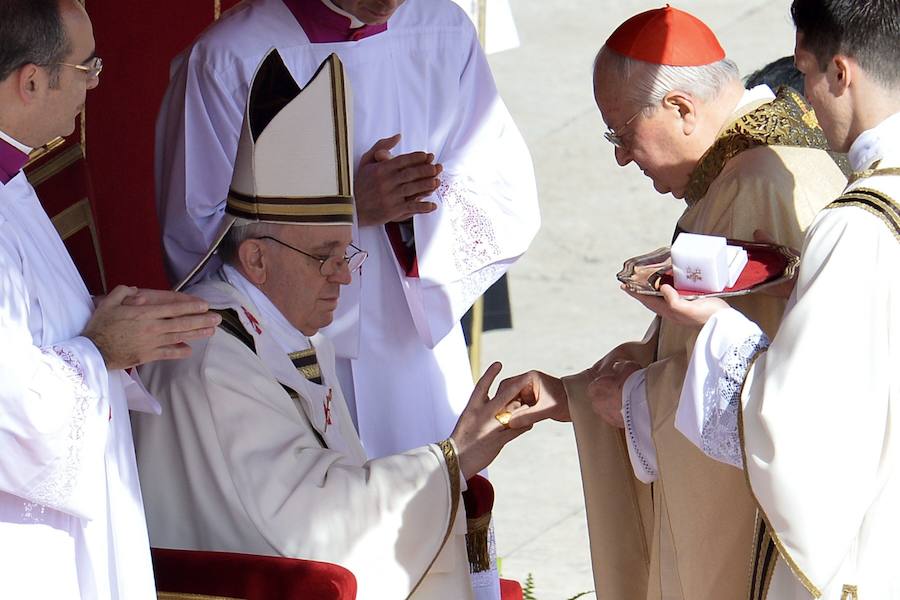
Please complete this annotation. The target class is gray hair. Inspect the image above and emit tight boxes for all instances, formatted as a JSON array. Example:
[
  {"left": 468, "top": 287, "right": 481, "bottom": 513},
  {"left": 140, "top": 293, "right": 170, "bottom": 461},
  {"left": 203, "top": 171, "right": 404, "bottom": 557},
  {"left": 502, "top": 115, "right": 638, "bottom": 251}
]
[
  {"left": 0, "top": 0, "right": 70, "bottom": 86},
  {"left": 595, "top": 46, "right": 741, "bottom": 111},
  {"left": 217, "top": 221, "right": 281, "bottom": 267}
]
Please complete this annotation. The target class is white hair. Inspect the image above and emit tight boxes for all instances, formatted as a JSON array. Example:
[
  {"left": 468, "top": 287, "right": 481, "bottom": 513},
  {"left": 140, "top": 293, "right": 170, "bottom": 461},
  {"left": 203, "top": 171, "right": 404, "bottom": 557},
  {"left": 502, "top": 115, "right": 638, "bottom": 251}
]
[
  {"left": 595, "top": 46, "right": 741, "bottom": 111},
  {"left": 217, "top": 220, "right": 282, "bottom": 266}
]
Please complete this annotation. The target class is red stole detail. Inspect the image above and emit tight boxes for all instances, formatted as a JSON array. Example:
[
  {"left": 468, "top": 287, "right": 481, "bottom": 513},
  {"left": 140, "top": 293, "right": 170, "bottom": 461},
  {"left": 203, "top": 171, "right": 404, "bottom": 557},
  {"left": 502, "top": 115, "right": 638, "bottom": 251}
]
[
  {"left": 0, "top": 138, "right": 29, "bottom": 185},
  {"left": 385, "top": 222, "right": 419, "bottom": 278},
  {"left": 281, "top": 0, "right": 387, "bottom": 43}
]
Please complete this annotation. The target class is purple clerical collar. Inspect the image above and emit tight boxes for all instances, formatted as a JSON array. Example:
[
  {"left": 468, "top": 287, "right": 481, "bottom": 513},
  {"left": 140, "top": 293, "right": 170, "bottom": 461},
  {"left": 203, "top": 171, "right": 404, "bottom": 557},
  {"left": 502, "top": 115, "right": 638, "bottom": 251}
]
[
  {"left": 0, "top": 137, "right": 29, "bottom": 185},
  {"left": 282, "top": 0, "right": 388, "bottom": 43}
]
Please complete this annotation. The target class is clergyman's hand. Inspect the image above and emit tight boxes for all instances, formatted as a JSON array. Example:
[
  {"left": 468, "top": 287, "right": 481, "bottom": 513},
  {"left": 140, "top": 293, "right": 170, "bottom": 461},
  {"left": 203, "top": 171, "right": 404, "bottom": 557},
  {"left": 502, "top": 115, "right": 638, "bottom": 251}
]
[
  {"left": 83, "top": 286, "right": 221, "bottom": 371},
  {"left": 624, "top": 284, "right": 729, "bottom": 328},
  {"left": 451, "top": 362, "right": 533, "bottom": 480},
  {"left": 493, "top": 370, "right": 570, "bottom": 428},
  {"left": 586, "top": 360, "right": 642, "bottom": 428},
  {"left": 355, "top": 134, "right": 442, "bottom": 226}
]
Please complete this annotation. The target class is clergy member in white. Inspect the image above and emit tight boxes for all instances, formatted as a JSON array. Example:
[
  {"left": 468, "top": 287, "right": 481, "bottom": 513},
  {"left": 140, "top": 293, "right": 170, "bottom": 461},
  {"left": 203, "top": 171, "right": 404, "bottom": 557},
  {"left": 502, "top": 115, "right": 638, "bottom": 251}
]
[
  {"left": 0, "top": 1, "right": 220, "bottom": 598},
  {"left": 136, "top": 50, "right": 534, "bottom": 600},
  {"left": 628, "top": 1, "right": 900, "bottom": 597},
  {"left": 154, "top": 0, "right": 540, "bottom": 465}
]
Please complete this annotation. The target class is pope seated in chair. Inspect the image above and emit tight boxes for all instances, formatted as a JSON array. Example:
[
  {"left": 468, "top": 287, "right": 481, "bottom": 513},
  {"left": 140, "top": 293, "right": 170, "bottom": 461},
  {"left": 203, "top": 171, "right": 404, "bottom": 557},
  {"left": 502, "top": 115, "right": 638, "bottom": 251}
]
[{"left": 132, "top": 50, "right": 535, "bottom": 600}]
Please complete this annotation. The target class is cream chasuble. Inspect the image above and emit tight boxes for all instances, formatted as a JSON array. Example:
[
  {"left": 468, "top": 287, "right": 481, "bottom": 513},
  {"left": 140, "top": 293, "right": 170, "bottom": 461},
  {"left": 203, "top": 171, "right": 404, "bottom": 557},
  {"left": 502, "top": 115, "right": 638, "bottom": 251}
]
[
  {"left": 154, "top": 0, "right": 539, "bottom": 462},
  {"left": 678, "top": 110, "right": 900, "bottom": 599},
  {"left": 0, "top": 171, "right": 157, "bottom": 599},
  {"left": 564, "top": 87, "right": 847, "bottom": 600},
  {"left": 134, "top": 271, "right": 472, "bottom": 600}
]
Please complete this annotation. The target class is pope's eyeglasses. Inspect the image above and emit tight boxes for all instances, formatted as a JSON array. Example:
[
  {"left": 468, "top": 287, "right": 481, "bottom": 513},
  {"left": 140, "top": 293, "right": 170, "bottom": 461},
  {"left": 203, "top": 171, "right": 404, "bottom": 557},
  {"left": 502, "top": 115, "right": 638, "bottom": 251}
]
[{"left": 255, "top": 236, "right": 368, "bottom": 277}]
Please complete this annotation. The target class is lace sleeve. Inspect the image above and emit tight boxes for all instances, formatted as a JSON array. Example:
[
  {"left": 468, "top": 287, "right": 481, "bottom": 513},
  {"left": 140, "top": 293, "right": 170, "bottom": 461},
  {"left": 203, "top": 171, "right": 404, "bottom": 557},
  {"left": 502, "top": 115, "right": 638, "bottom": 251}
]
[{"left": 699, "top": 332, "right": 770, "bottom": 468}]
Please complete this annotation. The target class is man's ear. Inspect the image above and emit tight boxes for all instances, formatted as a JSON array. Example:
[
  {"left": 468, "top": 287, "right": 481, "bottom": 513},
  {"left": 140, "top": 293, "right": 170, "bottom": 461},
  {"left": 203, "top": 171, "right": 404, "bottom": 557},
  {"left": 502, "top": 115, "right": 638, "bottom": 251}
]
[
  {"left": 237, "top": 238, "right": 268, "bottom": 285},
  {"left": 829, "top": 55, "right": 853, "bottom": 95},
  {"left": 665, "top": 91, "right": 697, "bottom": 135},
  {"left": 16, "top": 64, "right": 43, "bottom": 103}
]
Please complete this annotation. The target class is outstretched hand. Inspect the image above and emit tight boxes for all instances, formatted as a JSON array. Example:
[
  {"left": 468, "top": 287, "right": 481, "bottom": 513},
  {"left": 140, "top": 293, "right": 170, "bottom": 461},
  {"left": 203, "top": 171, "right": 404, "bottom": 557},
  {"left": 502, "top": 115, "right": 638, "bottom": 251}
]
[
  {"left": 355, "top": 134, "right": 442, "bottom": 226},
  {"left": 451, "top": 362, "right": 534, "bottom": 480},
  {"left": 492, "top": 370, "right": 570, "bottom": 428},
  {"left": 623, "top": 283, "right": 729, "bottom": 328},
  {"left": 84, "top": 286, "right": 221, "bottom": 371}
]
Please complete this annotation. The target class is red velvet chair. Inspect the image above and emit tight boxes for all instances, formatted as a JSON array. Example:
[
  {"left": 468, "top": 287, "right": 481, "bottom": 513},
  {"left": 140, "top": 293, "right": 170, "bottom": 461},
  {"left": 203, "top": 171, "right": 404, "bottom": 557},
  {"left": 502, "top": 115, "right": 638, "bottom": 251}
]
[{"left": 151, "top": 548, "right": 356, "bottom": 600}]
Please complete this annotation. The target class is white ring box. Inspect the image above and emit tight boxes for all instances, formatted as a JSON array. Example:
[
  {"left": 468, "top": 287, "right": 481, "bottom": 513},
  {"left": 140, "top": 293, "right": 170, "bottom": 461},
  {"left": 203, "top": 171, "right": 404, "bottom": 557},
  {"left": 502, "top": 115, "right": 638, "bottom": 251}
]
[{"left": 671, "top": 233, "right": 748, "bottom": 293}]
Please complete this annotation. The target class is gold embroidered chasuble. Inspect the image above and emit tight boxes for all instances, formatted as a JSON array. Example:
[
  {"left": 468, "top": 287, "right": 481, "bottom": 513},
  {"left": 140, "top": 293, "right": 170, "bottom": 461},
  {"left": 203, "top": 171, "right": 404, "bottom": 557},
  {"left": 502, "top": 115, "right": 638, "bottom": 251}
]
[{"left": 565, "top": 89, "right": 847, "bottom": 600}]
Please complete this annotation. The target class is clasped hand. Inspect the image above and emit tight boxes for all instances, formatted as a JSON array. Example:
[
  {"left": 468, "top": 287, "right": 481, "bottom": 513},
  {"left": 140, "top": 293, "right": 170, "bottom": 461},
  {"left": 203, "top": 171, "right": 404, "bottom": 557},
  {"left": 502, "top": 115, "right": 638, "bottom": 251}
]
[
  {"left": 355, "top": 133, "right": 442, "bottom": 226},
  {"left": 83, "top": 286, "right": 221, "bottom": 371}
]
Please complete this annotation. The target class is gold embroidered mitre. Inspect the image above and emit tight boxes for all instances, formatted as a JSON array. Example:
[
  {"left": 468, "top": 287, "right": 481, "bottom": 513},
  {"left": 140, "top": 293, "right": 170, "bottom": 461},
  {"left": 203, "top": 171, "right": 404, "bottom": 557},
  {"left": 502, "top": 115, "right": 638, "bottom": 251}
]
[{"left": 176, "top": 50, "right": 354, "bottom": 290}]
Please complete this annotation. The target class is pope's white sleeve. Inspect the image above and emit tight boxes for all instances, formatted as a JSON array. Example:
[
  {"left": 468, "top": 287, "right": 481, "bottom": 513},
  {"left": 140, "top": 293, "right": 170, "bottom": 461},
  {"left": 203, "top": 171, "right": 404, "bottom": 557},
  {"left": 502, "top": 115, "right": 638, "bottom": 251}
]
[
  {"left": 408, "top": 24, "right": 540, "bottom": 348},
  {"left": 620, "top": 369, "right": 658, "bottom": 483},
  {"left": 0, "top": 235, "right": 109, "bottom": 519},
  {"left": 676, "top": 308, "right": 769, "bottom": 469},
  {"left": 196, "top": 334, "right": 461, "bottom": 597}
]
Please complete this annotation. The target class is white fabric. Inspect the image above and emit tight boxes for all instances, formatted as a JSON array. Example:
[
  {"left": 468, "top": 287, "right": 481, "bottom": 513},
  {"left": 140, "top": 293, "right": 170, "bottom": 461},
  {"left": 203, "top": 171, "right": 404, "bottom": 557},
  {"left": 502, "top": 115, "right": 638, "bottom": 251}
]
[
  {"left": 450, "top": 0, "right": 521, "bottom": 55},
  {"left": 0, "top": 172, "right": 156, "bottom": 599},
  {"left": 620, "top": 368, "right": 657, "bottom": 483},
  {"left": 847, "top": 110, "right": 900, "bottom": 171},
  {"left": 679, "top": 111, "right": 900, "bottom": 598},
  {"left": 222, "top": 264, "right": 311, "bottom": 353},
  {"left": 155, "top": 0, "right": 539, "bottom": 461},
  {"left": 676, "top": 308, "right": 769, "bottom": 468},
  {"left": 0, "top": 130, "right": 31, "bottom": 155},
  {"left": 134, "top": 274, "right": 473, "bottom": 600}
]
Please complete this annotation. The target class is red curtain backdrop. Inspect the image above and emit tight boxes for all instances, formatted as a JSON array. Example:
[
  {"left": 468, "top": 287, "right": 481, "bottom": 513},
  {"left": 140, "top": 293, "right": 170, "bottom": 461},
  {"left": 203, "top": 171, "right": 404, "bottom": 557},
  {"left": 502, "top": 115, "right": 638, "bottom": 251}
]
[{"left": 84, "top": 0, "right": 241, "bottom": 289}]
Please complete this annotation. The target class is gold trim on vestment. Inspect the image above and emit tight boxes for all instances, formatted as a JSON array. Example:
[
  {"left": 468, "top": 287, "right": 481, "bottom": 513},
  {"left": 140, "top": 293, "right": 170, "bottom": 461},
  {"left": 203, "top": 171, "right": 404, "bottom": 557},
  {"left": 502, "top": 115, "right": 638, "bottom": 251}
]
[
  {"left": 747, "top": 513, "right": 778, "bottom": 600},
  {"left": 158, "top": 593, "right": 242, "bottom": 600},
  {"left": 684, "top": 87, "right": 844, "bottom": 207},
  {"left": 841, "top": 584, "right": 859, "bottom": 600},
  {"left": 848, "top": 166, "right": 900, "bottom": 184},
  {"left": 466, "top": 512, "right": 492, "bottom": 573},
  {"left": 328, "top": 56, "right": 351, "bottom": 198},
  {"left": 408, "top": 440, "right": 461, "bottom": 598},
  {"left": 827, "top": 187, "right": 900, "bottom": 243},
  {"left": 226, "top": 195, "right": 353, "bottom": 220},
  {"left": 737, "top": 350, "right": 822, "bottom": 598}
]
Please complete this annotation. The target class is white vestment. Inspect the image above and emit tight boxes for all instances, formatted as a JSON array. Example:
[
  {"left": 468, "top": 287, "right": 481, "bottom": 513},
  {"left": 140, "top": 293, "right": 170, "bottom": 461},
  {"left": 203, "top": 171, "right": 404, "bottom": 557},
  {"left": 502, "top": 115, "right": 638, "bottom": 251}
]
[
  {"left": 0, "top": 171, "right": 157, "bottom": 599},
  {"left": 678, "top": 111, "right": 900, "bottom": 598},
  {"left": 154, "top": 0, "right": 539, "bottom": 463},
  {"left": 133, "top": 269, "right": 472, "bottom": 600}
]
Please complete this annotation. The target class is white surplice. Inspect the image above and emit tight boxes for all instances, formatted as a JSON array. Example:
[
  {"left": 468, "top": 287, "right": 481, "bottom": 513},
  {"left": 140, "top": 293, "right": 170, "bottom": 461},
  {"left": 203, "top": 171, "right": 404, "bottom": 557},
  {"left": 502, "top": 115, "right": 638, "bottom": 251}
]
[
  {"left": 678, "top": 111, "right": 900, "bottom": 599},
  {"left": 0, "top": 171, "right": 157, "bottom": 599},
  {"left": 134, "top": 268, "right": 472, "bottom": 600},
  {"left": 155, "top": 0, "right": 539, "bottom": 463}
]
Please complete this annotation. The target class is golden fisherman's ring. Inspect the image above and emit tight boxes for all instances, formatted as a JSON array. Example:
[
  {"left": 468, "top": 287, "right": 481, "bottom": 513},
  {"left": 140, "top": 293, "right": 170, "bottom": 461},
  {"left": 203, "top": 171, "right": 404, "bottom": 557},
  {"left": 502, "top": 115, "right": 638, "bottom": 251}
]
[{"left": 494, "top": 410, "right": 512, "bottom": 429}]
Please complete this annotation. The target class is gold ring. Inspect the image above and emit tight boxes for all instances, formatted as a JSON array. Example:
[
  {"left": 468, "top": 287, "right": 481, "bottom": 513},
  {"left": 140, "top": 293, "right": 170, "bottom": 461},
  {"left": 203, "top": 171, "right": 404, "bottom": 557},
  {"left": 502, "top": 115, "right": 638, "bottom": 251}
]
[{"left": 494, "top": 410, "right": 512, "bottom": 429}]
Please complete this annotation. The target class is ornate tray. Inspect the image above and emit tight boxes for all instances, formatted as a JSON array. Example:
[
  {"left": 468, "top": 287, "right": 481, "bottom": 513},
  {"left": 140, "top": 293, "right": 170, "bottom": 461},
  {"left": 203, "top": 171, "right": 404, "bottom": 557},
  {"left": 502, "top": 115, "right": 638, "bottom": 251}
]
[{"left": 617, "top": 240, "right": 800, "bottom": 300}]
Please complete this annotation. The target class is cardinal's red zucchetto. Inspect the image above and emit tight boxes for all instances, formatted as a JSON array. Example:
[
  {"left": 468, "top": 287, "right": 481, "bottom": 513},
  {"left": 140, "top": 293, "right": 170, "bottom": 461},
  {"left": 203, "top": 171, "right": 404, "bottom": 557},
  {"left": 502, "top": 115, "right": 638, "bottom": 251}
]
[{"left": 606, "top": 5, "right": 726, "bottom": 66}]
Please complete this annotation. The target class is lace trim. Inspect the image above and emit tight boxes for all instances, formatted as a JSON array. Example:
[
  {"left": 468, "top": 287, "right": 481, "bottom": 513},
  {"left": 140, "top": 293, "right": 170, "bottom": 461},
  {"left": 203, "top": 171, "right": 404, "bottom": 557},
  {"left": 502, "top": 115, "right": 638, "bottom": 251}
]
[
  {"left": 437, "top": 178, "right": 505, "bottom": 299},
  {"left": 470, "top": 524, "right": 499, "bottom": 589},
  {"left": 27, "top": 345, "right": 95, "bottom": 509},
  {"left": 623, "top": 390, "right": 657, "bottom": 480},
  {"left": 700, "top": 333, "right": 770, "bottom": 467}
]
